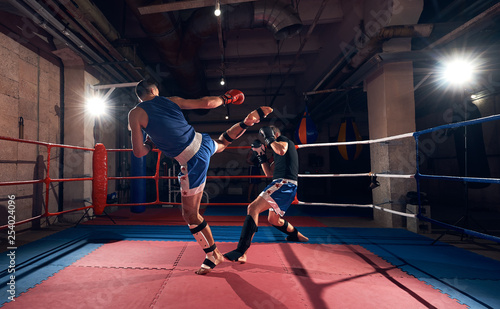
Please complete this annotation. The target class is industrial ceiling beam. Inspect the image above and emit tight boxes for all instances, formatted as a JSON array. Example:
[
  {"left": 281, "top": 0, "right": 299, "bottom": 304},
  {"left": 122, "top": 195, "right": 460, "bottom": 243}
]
[
  {"left": 7, "top": 0, "right": 127, "bottom": 82},
  {"left": 138, "top": 0, "right": 257, "bottom": 14},
  {"left": 424, "top": 2, "right": 500, "bottom": 50}
]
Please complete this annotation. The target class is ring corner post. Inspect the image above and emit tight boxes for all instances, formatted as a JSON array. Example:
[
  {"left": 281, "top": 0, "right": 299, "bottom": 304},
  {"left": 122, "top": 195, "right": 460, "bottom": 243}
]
[{"left": 92, "top": 143, "right": 108, "bottom": 216}]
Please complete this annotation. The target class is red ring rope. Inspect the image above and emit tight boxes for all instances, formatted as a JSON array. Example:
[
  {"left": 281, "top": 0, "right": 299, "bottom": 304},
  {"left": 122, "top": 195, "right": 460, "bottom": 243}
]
[
  {"left": 0, "top": 135, "right": 94, "bottom": 229},
  {"left": 0, "top": 139, "right": 302, "bottom": 230}
]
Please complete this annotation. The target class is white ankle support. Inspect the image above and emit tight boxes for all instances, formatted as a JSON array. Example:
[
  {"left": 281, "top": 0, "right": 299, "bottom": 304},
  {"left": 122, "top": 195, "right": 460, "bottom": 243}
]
[
  {"left": 189, "top": 222, "right": 211, "bottom": 251},
  {"left": 190, "top": 220, "right": 219, "bottom": 270}
]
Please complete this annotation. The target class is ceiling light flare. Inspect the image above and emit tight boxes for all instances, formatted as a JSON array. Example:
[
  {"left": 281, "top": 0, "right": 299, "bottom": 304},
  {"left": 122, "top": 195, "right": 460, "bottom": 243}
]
[
  {"left": 86, "top": 96, "right": 106, "bottom": 117},
  {"left": 220, "top": 76, "right": 225, "bottom": 86},
  {"left": 214, "top": 0, "right": 221, "bottom": 16},
  {"left": 442, "top": 59, "right": 474, "bottom": 86}
]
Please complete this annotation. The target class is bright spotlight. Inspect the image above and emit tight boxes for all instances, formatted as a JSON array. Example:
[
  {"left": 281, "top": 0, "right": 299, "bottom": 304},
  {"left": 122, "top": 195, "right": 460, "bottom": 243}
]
[
  {"left": 442, "top": 59, "right": 474, "bottom": 85},
  {"left": 86, "top": 97, "right": 106, "bottom": 116},
  {"left": 214, "top": 1, "right": 221, "bottom": 16}
]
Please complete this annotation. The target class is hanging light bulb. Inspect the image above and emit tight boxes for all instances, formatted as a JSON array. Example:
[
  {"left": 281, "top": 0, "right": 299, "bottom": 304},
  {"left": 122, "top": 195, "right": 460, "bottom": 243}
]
[
  {"left": 214, "top": 0, "right": 221, "bottom": 16},
  {"left": 220, "top": 76, "right": 225, "bottom": 86}
]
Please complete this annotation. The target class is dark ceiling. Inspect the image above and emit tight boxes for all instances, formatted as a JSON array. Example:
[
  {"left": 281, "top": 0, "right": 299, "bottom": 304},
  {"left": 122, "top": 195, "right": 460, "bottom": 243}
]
[
  {"left": 1, "top": 0, "right": 499, "bottom": 126},
  {"left": 91, "top": 0, "right": 347, "bottom": 104}
]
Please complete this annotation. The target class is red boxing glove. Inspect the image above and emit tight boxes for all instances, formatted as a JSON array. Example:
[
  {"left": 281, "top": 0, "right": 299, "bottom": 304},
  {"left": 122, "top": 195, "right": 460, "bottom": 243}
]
[{"left": 220, "top": 89, "right": 244, "bottom": 105}]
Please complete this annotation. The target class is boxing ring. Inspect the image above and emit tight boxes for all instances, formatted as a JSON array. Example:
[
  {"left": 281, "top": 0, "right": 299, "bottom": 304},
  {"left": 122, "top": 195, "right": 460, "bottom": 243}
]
[
  {"left": 1, "top": 114, "right": 500, "bottom": 308},
  {"left": 3, "top": 115, "right": 500, "bottom": 242}
]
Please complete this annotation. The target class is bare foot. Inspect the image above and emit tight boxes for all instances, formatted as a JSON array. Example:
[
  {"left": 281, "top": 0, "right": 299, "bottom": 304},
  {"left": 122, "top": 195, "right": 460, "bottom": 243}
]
[
  {"left": 243, "top": 106, "right": 273, "bottom": 126},
  {"left": 287, "top": 231, "right": 309, "bottom": 242},
  {"left": 297, "top": 232, "right": 309, "bottom": 242},
  {"left": 223, "top": 251, "right": 247, "bottom": 263},
  {"left": 237, "top": 253, "right": 247, "bottom": 264},
  {"left": 214, "top": 248, "right": 225, "bottom": 264},
  {"left": 195, "top": 248, "right": 224, "bottom": 275}
]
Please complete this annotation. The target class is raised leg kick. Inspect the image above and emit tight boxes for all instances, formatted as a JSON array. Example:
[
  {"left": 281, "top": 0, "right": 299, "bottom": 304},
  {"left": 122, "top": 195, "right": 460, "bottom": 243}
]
[
  {"left": 216, "top": 106, "right": 274, "bottom": 151},
  {"left": 188, "top": 106, "right": 273, "bottom": 274}
]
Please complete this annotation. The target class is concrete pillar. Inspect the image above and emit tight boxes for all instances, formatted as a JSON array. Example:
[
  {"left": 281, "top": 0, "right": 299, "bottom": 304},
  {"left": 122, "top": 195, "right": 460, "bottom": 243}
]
[
  {"left": 363, "top": 0, "right": 423, "bottom": 228},
  {"left": 366, "top": 61, "right": 416, "bottom": 228},
  {"left": 53, "top": 47, "right": 99, "bottom": 221}
]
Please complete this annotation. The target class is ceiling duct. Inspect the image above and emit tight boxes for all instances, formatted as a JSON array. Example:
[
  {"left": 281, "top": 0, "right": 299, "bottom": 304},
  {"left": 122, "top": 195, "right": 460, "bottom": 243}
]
[
  {"left": 253, "top": 0, "right": 303, "bottom": 40},
  {"left": 125, "top": 0, "right": 303, "bottom": 98}
]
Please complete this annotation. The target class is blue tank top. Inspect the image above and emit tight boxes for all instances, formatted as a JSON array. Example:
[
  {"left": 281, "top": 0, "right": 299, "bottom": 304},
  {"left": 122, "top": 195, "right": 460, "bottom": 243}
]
[{"left": 137, "top": 96, "right": 195, "bottom": 157}]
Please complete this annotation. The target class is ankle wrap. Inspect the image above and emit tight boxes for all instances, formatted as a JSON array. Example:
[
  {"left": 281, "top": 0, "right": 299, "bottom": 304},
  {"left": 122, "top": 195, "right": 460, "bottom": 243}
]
[
  {"left": 272, "top": 220, "right": 290, "bottom": 234},
  {"left": 236, "top": 215, "right": 258, "bottom": 253}
]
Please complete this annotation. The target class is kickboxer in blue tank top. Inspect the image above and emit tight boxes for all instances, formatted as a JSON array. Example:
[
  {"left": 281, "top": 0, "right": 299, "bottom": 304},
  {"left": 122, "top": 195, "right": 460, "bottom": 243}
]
[{"left": 128, "top": 80, "right": 273, "bottom": 275}]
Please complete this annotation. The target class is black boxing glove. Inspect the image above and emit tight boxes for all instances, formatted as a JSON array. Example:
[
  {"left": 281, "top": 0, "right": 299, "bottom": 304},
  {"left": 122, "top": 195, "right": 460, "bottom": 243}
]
[
  {"left": 259, "top": 126, "right": 276, "bottom": 146},
  {"left": 251, "top": 139, "right": 267, "bottom": 164}
]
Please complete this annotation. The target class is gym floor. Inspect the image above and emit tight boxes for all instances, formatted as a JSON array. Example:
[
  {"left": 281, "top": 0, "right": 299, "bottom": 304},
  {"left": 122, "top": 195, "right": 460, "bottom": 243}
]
[{"left": 1, "top": 206, "right": 500, "bottom": 308}]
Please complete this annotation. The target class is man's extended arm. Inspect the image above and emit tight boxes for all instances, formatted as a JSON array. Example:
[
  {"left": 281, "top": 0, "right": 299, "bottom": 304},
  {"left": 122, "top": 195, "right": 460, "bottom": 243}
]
[
  {"left": 168, "top": 96, "right": 223, "bottom": 110},
  {"left": 169, "top": 90, "right": 244, "bottom": 110}
]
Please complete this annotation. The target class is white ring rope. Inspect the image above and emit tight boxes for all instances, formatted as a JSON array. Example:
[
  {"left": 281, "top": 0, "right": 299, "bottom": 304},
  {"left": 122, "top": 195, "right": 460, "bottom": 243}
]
[
  {"left": 295, "top": 131, "right": 417, "bottom": 216},
  {"left": 298, "top": 116, "right": 500, "bottom": 243},
  {"left": 295, "top": 201, "right": 417, "bottom": 218},
  {"left": 297, "top": 132, "right": 414, "bottom": 148},
  {"left": 374, "top": 174, "right": 414, "bottom": 178},
  {"left": 298, "top": 173, "right": 414, "bottom": 179},
  {"left": 372, "top": 205, "right": 417, "bottom": 218},
  {"left": 296, "top": 201, "right": 373, "bottom": 208}
]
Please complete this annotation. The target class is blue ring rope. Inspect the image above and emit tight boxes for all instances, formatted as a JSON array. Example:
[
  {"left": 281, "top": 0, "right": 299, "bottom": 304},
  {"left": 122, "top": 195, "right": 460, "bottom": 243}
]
[
  {"left": 417, "top": 173, "right": 500, "bottom": 184},
  {"left": 413, "top": 114, "right": 500, "bottom": 137},
  {"left": 413, "top": 113, "right": 500, "bottom": 243},
  {"left": 418, "top": 215, "right": 500, "bottom": 243}
]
